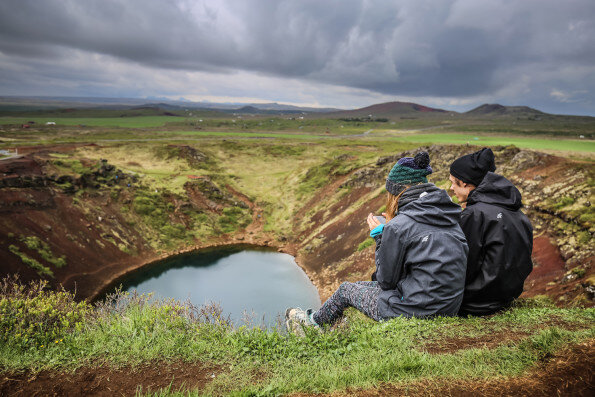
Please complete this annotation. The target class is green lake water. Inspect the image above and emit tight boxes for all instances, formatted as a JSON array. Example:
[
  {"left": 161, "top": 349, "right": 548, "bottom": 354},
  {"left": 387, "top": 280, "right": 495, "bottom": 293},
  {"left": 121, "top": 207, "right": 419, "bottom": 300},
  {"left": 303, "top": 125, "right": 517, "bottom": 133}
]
[{"left": 119, "top": 247, "right": 321, "bottom": 326}]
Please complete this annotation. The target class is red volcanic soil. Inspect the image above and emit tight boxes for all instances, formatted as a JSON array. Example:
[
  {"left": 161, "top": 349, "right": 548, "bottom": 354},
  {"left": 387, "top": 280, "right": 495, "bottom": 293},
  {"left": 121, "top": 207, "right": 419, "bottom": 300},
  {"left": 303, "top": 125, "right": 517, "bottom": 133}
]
[
  {"left": 529, "top": 235, "right": 567, "bottom": 281},
  {"left": 522, "top": 235, "right": 593, "bottom": 303}
]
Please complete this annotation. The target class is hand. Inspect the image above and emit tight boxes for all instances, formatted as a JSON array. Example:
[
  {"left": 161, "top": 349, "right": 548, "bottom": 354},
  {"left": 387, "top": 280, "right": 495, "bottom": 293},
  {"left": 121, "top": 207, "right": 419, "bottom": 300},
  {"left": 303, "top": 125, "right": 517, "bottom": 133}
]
[{"left": 367, "top": 213, "right": 381, "bottom": 231}]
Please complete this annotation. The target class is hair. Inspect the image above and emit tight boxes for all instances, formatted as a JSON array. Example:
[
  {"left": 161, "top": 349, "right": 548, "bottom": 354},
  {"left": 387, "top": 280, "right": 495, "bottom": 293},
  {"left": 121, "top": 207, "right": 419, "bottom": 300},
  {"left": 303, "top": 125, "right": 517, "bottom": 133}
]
[
  {"left": 451, "top": 175, "right": 476, "bottom": 188},
  {"left": 385, "top": 185, "right": 409, "bottom": 221}
]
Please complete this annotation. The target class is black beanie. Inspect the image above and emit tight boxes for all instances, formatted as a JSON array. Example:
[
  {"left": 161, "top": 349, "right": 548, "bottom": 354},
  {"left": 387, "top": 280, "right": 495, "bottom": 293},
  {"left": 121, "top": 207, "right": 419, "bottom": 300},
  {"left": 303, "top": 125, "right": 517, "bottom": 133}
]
[{"left": 450, "top": 147, "right": 496, "bottom": 186}]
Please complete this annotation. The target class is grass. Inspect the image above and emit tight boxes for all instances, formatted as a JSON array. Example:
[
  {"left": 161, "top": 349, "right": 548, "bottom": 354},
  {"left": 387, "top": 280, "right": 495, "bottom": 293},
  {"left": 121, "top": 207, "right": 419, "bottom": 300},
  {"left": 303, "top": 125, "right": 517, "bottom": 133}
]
[
  {"left": 0, "top": 116, "right": 183, "bottom": 128},
  {"left": 0, "top": 280, "right": 593, "bottom": 396},
  {"left": 1, "top": 112, "right": 593, "bottom": 157},
  {"left": 19, "top": 236, "right": 67, "bottom": 268},
  {"left": 76, "top": 145, "right": 194, "bottom": 194},
  {"left": 7, "top": 245, "right": 53, "bottom": 278},
  {"left": 380, "top": 132, "right": 595, "bottom": 153},
  {"left": 357, "top": 237, "right": 374, "bottom": 251}
]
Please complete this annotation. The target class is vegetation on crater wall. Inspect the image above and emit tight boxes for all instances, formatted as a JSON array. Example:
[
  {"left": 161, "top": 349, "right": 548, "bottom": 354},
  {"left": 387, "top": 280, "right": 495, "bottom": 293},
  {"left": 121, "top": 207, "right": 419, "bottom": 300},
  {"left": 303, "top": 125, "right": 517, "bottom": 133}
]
[{"left": 7, "top": 245, "right": 53, "bottom": 278}]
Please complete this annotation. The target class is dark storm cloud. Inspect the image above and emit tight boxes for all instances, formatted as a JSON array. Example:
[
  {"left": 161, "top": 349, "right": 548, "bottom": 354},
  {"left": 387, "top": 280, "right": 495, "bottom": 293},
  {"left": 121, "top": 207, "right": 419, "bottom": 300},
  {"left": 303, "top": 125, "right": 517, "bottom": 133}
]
[{"left": 0, "top": 0, "right": 594, "bottom": 113}]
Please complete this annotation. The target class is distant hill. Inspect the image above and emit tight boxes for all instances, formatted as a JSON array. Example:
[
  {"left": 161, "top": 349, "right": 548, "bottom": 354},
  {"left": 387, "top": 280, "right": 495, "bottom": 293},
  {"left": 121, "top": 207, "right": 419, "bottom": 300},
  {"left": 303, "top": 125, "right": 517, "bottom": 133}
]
[
  {"left": 466, "top": 104, "right": 545, "bottom": 117},
  {"left": 0, "top": 96, "right": 338, "bottom": 114},
  {"left": 323, "top": 101, "right": 452, "bottom": 119}
]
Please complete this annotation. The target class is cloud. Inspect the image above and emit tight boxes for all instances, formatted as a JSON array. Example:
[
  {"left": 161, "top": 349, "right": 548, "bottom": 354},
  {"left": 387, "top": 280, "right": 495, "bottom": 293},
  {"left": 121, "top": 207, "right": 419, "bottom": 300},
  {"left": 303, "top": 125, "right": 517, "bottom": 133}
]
[{"left": 0, "top": 0, "right": 594, "bottom": 114}]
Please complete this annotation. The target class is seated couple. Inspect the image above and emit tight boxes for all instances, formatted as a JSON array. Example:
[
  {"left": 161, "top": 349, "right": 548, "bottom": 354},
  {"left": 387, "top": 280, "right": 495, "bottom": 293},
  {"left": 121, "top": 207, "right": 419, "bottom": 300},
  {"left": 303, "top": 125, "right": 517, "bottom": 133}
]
[{"left": 286, "top": 148, "right": 533, "bottom": 333}]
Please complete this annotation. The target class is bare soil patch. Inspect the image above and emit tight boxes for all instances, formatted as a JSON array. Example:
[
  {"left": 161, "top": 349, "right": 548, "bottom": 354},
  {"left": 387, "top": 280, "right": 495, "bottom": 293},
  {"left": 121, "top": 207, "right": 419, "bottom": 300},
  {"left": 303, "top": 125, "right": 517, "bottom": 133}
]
[
  {"left": 421, "top": 329, "right": 532, "bottom": 354},
  {"left": 0, "top": 361, "right": 219, "bottom": 397},
  {"left": 530, "top": 235, "right": 567, "bottom": 280}
]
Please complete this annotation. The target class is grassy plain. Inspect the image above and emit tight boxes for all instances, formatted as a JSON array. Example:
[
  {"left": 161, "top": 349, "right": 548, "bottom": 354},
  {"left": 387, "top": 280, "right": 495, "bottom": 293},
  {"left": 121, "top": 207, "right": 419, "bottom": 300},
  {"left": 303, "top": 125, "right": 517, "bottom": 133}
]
[
  {"left": 0, "top": 116, "right": 192, "bottom": 128},
  {"left": 373, "top": 132, "right": 595, "bottom": 153},
  {"left": 1, "top": 111, "right": 593, "bottom": 154}
]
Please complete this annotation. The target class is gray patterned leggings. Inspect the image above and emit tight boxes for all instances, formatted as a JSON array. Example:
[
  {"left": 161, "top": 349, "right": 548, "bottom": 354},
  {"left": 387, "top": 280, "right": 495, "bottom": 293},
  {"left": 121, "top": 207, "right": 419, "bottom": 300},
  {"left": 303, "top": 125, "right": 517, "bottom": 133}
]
[{"left": 312, "top": 281, "right": 382, "bottom": 325}]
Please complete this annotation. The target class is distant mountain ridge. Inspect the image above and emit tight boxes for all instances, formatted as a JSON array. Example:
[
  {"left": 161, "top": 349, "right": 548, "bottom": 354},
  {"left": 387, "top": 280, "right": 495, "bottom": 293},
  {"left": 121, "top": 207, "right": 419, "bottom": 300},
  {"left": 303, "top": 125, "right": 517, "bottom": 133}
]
[
  {"left": 1, "top": 96, "right": 592, "bottom": 119},
  {"left": 466, "top": 104, "right": 545, "bottom": 116},
  {"left": 324, "top": 101, "right": 453, "bottom": 119},
  {"left": 0, "top": 96, "right": 339, "bottom": 114}
]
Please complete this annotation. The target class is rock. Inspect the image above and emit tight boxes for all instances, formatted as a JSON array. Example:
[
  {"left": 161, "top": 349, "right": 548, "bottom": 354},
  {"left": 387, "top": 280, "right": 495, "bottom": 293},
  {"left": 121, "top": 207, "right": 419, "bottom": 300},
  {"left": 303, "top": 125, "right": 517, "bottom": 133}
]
[
  {"left": 508, "top": 150, "right": 544, "bottom": 171},
  {"left": 562, "top": 273, "right": 578, "bottom": 283}
]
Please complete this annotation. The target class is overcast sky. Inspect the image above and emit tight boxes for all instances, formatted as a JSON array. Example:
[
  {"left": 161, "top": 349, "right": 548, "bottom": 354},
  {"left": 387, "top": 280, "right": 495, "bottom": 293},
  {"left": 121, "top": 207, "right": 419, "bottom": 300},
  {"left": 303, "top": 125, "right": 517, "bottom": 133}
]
[{"left": 1, "top": 0, "right": 594, "bottom": 115}]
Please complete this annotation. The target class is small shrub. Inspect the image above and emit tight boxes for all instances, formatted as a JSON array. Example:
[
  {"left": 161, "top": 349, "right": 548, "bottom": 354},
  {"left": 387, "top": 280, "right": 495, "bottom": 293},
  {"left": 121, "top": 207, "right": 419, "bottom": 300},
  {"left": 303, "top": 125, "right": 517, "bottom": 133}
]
[
  {"left": 570, "top": 266, "right": 586, "bottom": 278},
  {"left": 577, "top": 231, "right": 591, "bottom": 244},
  {"left": 553, "top": 196, "right": 575, "bottom": 210},
  {"left": 357, "top": 237, "right": 374, "bottom": 251},
  {"left": 512, "top": 295, "right": 555, "bottom": 308},
  {"left": 578, "top": 209, "right": 594, "bottom": 226},
  {"left": 217, "top": 206, "right": 251, "bottom": 234},
  {"left": 133, "top": 196, "right": 155, "bottom": 215},
  {"left": 0, "top": 276, "right": 89, "bottom": 349}
]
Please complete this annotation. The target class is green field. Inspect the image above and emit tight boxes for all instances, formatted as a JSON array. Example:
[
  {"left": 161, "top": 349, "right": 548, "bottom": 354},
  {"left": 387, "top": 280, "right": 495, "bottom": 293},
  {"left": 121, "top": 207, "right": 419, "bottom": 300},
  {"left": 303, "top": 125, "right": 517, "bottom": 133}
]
[
  {"left": 0, "top": 116, "right": 182, "bottom": 128},
  {"left": 1, "top": 113, "right": 594, "bottom": 156},
  {"left": 379, "top": 132, "right": 595, "bottom": 153}
]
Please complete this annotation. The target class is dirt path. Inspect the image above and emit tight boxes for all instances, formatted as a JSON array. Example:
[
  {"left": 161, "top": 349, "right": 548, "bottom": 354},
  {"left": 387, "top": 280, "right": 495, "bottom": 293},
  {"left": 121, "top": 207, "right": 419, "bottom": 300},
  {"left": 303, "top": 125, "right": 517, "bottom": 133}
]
[
  {"left": 0, "top": 361, "right": 220, "bottom": 397},
  {"left": 225, "top": 184, "right": 265, "bottom": 234}
]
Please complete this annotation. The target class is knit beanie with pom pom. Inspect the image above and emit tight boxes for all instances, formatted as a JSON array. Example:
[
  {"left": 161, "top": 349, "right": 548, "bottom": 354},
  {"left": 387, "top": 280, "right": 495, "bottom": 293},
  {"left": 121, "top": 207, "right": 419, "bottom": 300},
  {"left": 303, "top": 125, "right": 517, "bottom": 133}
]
[{"left": 385, "top": 152, "right": 433, "bottom": 196}]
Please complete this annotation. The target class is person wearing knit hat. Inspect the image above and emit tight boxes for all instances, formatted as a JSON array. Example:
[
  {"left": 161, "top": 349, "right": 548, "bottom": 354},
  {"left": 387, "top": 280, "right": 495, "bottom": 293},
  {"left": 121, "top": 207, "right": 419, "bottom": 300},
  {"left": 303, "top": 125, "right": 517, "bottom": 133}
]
[
  {"left": 286, "top": 151, "right": 468, "bottom": 335},
  {"left": 449, "top": 148, "right": 533, "bottom": 317}
]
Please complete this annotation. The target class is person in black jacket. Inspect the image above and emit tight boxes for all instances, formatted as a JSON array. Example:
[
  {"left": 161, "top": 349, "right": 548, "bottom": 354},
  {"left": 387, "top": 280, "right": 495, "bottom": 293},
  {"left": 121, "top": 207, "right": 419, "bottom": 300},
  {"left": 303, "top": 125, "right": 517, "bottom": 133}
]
[{"left": 449, "top": 147, "right": 533, "bottom": 316}]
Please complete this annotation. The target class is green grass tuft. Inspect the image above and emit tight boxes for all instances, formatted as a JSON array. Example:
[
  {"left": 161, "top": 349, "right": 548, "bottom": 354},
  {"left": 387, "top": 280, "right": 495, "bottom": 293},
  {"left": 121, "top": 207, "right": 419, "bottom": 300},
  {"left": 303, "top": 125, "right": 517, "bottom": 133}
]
[
  {"left": 8, "top": 245, "right": 54, "bottom": 277},
  {"left": 357, "top": 237, "right": 374, "bottom": 251}
]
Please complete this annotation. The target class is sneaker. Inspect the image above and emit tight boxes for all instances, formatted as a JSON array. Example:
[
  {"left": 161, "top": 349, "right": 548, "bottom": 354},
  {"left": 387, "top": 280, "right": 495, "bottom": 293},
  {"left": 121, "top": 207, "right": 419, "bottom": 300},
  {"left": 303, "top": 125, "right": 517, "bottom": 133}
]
[{"left": 285, "top": 307, "right": 319, "bottom": 336}]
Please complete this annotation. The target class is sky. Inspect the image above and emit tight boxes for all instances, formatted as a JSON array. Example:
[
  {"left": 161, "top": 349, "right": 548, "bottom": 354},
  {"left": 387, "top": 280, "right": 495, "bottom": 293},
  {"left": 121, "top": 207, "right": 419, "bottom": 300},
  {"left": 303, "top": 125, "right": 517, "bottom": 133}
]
[{"left": 1, "top": 0, "right": 594, "bottom": 115}]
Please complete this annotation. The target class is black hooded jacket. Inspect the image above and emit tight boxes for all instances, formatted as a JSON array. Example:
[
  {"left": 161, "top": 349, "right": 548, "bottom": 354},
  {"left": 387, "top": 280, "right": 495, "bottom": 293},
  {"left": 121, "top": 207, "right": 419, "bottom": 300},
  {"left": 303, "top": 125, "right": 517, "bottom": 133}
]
[{"left": 458, "top": 172, "right": 533, "bottom": 316}]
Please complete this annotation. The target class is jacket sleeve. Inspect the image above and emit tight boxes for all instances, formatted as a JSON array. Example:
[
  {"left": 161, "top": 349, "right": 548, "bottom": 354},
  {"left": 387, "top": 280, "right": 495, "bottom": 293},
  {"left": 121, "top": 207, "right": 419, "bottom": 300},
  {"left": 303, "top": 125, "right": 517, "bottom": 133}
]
[
  {"left": 374, "top": 223, "right": 407, "bottom": 291},
  {"left": 460, "top": 208, "right": 484, "bottom": 282}
]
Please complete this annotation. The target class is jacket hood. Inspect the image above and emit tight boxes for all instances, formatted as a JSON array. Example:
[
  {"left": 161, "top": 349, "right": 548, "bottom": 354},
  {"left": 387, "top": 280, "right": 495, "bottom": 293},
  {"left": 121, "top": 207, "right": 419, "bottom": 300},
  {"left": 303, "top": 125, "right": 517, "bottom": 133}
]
[
  {"left": 399, "top": 189, "right": 462, "bottom": 226},
  {"left": 467, "top": 172, "right": 523, "bottom": 210}
]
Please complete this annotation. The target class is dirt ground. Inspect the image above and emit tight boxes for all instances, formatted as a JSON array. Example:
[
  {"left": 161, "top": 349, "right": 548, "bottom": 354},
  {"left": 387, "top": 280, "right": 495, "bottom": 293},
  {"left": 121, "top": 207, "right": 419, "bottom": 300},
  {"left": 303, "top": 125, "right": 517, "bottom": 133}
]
[{"left": 0, "top": 361, "right": 219, "bottom": 397}]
